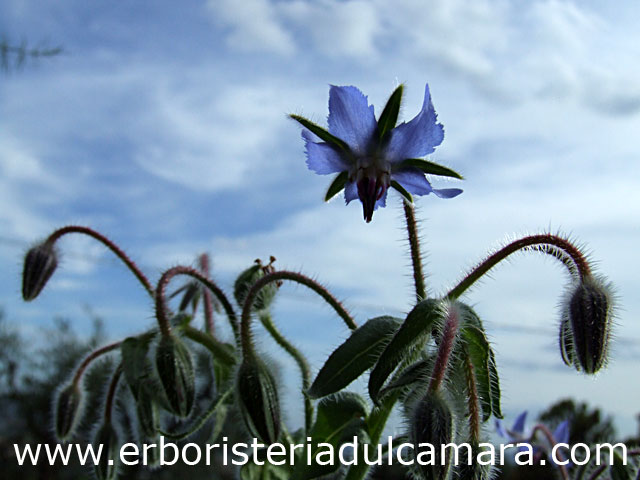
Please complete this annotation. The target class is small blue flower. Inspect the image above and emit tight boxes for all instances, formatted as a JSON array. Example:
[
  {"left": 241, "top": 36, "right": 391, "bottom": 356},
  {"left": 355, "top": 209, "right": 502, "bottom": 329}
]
[
  {"left": 291, "top": 84, "right": 463, "bottom": 222},
  {"left": 496, "top": 411, "right": 571, "bottom": 466}
]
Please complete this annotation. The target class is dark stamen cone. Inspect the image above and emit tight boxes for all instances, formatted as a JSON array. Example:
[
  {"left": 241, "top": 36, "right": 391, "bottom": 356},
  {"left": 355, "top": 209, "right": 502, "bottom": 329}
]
[
  {"left": 22, "top": 242, "right": 58, "bottom": 301},
  {"left": 54, "top": 383, "right": 83, "bottom": 442},
  {"left": 410, "top": 391, "right": 455, "bottom": 480},
  {"left": 236, "top": 357, "right": 281, "bottom": 444},
  {"left": 567, "top": 275, "right": 613, "bottom": 374},
  {"left": 155, "top": 335, "right": 195, "bottom": 417}
]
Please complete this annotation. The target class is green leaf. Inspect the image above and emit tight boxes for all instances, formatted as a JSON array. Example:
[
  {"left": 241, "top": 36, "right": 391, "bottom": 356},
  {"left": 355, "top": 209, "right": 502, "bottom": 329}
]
[
  {"left": 291, "top": 392, "right": 370, "bottom": 480},
  {"left": 241, "top": 461, "right": 291, "bottom": 480},
  {"left": 308, "top": 316, "right": 403, "bottom": 399},
  {"left": 368, "top": 299, "right": 442, "bottom": 404},
  {"left": 390, "top": 180, "right": 413, "bottom": 204},
  {"left": 461, "top": 326, "right": 493, "bottom": 422},
  {"left": 378, "top": 358, "right": 431, "bottom": 398},
  {"left": 289, "top": 114, "right": 350, "bottom": 152},
  {"left": 325, "top": 171, "right": 349, "bottom": 202},
  {"left": 398, "top": 158, "right": 464, "bottom": 180},
  {"left": 488, "top": 346, "right": 502, "bottom": 418},
  {"left": 458, "top": 304, "right": 502, "bottom": 421},
  {"left": 377, "top": 84, "right": 403, "bottom": 141}
]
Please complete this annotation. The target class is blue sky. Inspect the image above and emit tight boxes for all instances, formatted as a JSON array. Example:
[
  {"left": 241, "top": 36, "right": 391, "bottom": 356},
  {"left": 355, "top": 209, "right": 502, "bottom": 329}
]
[{"left": 2, "top": 0, "right": 640, "bottom": 436}]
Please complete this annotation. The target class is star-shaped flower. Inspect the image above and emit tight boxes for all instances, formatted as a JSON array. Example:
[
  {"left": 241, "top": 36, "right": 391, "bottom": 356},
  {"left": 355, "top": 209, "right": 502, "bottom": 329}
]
[{"left": 291, "top": 84, "right": 463, "bottom": 222}]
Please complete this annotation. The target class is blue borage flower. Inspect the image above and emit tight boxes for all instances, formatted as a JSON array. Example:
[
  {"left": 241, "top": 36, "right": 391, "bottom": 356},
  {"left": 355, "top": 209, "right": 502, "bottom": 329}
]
[
  {"left": 496, "top": 411, "right": 571, "bottom": 467},
  {"left": 291, "top": 84, "right": 463, "bottom": 222}
]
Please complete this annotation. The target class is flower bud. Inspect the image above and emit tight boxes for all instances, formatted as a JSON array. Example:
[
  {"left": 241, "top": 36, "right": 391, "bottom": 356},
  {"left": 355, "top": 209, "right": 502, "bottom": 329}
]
[
  {"left": 54, "top": 383, "right": 83, "bottom": 442},
  {"left": 410, "top": 391, "right": 455, "bottom": 480},
  {"left": 236, "top": 357, "right": 281, "bottom": 444},
  {"left": 566, "top": 276, "right": 613, "bottom": 374},
  {"left": 22, "top": 241, "right": 58, "bottom": 301},
  {"left": 93, "top": 422, "right": 119, "bottom": 480},
  {"left": 455, "top": 442, "right": 493, "bottom": 480},
  {"left": 135, "top": 389, "right": 158, "bottom": 438},
  {"left": 155, "top": 335, "right": 195, "bottom": 417},
  {"left": 234, "top": 257, "right": 279, "bottom": 311}
]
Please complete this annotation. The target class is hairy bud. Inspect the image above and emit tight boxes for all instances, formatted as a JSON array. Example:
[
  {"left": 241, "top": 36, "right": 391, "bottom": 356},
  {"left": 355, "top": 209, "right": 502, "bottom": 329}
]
[
  {"left": 22, "top": 241, "right": 58, "bottom": 301},
  {"left": 456, "top": 442, "right": 493, "bottom": 480},
  {"left": 236, "top": 357, "right": 281, "bottom": 444},
  {"left": 410, "top": 391, "right": 455, "bottom": 480},
  {"left": 234, "top": 257, "right": 279, "bottom": 311},
  {"left": 155, "top": 335, "right": 195, "bottom": 417},
  {"left": 566, "top": 276, "right": 613, "bottom": 374},
  {"left": 54, "top": 383, "right": 83, "bottom": 442},
  {"left": 93, "top": 423, "right": 119, "bottom": 480},
  {"left": 135, "top": 389, "right": 158, "bottom": 438}
]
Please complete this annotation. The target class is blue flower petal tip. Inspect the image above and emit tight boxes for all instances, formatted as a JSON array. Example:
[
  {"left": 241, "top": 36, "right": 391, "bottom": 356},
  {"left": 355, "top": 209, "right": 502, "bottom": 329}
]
[{"left": 293, "top": 84, "right": 463, "bottom": 222}]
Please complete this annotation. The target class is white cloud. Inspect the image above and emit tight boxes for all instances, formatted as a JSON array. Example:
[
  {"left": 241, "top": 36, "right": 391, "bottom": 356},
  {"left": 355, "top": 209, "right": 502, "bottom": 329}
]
[{"left": 207, "top": 0, "right": 296, "bottom": 55}]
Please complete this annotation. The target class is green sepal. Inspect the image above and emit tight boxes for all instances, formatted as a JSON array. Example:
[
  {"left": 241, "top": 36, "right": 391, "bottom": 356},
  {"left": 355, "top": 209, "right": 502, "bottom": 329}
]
[
  {"left": 308, "top": 316, "right": 403, "bottom": 399},
  {"left": 155, "top": 334, "right": 196, "bottom": 417},
  {"left": 398, "top": 158, "right": 464, "bottom": 180},
  {"left": 390, "top": 180, "right": 413, "bottom": 204},
  {"left": 368, "top": 299, "right": 442, "bottom": 404},
  {"left": 291, "top": 392, "right": 370, "bottom": 480},
  {"left": 324, "top": 171, "right": 349, "bottom": 202},
  {"left": 377, "top": 84, "right": 403, "bottom": 142},
  {"left": 120, "top": 332, "right": 156, "bottom": 401},
  {"left": 289, "top": 114, "right": 350, "bottom": 152}
]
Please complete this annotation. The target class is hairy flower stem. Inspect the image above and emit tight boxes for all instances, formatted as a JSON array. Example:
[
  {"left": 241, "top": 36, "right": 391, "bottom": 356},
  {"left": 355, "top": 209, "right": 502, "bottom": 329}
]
[
  {"left": 198, "top": 253, "right": 215, "bottom": 334},
  {"left": 182, "top": 325, "right": 236, "bottom": 366},
  {"left": 259, "top": 312, "right": 313, "bottom": 433},
  {"left": 403, "top": 202, "right": 427, "bottom": 302},
  {"left": 155, "top": 266, "right": 239, "bottom": 342},
  {"left": 530, "top": 424, "right": 570, "bottom": 480},
  {"left": 464, "top": 355, "right": 481, "bottom": 442},
  {"left": 447, "top": 234, "right": 591, "bottom": 300},
  {"left": 71, "top": 341, "right": 121, "bottom": 387},
  {"left": 240, "top": 270, "right": 356, "bottom": 357},
  {"left": 46, "top": 225, "right": 154, "bottom": 298},
  {"left": 428, "top": 306, "right": 460, "bottom": 393},
  {"left": 104, "top": 364, "right": 123, "bottom": 423}
]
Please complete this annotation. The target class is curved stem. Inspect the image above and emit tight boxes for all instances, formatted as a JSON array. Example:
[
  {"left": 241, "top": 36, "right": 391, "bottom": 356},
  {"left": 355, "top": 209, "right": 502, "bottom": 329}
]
[
  {"left": 104, "top": 364, "right": 123, "bottom": 423},
  {"left": 47, "top": 225, "right": 154, "bottom": 298},
  {"left": 531, "top": 424, "right": 570, "bottom": 480},
  {"left": 198, "top": 253, "right": 215, "bottom": 334},
  {"left": 156, "top": 266, "right": 239, "bottom": 342},
  {"left": 240, "top": 270, "right": 356, "bottom": 356},
  {"left": 182, "top": 325, "right": 236, "bottom": 367},
  {"left": 72, "top": 341, "right": 121, "bottom": 387},
  {"left": 447, "top": 234, "right": 591, "bottom": 300},
  {"left": 403, "top": 202, "right": 426, "bottom": 302},
  {"left": 428, "top": 305, "right": 459, "bottom": 393},
  {"left": 464, "top": 355, "right": 481, "bottom": 442},
  {"left": 259, "top": 311, "right": 313, "bottom": 434},
  {"left": 160, "top": 388, "right": 232, "bottom": 440}
]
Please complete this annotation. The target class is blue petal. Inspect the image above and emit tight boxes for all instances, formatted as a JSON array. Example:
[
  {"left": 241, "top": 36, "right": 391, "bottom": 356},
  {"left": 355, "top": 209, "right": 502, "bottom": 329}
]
[
  {"left": 302, "top": 130, "right": 349, "bottom": 175},
  {"left": 344, "top": 180, "right": 358, "bottom": 204},
  {"left": 328, "top": 85, "right": 377, "bottom": 155},
  {"left": 433, "top": 187, "right": 463, "bottom": 198},
  {"left": 553, "top": 421, "right": 570, "bottom": 444},
  {"left": 385, "top": 84, "right": 444, "bottom": 162},
  {"left": 512, "top": 411, "right": 528, "bottom": 434},
  {"left": 392, "top": 168, "right": 434, "bottom": 196},
  {"left": 495, "top": 419, "right": 508, "bottom": 438}
]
